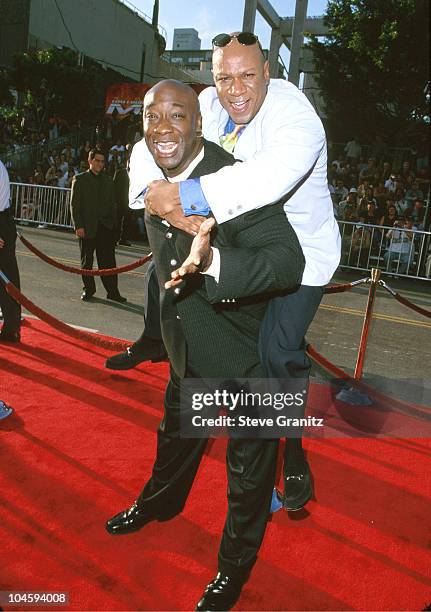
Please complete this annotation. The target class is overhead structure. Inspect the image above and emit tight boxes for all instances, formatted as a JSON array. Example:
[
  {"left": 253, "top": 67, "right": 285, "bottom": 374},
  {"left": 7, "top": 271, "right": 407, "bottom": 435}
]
[
  {"left": 241, "top": 0, "right": 328, "bottom": 84},
  {"left": 287, "top": 0, "right": 308, "bottom": 85}
]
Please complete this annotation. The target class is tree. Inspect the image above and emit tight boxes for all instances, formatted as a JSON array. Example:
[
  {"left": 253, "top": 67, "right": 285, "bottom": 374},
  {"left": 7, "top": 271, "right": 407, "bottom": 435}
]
[
  {"left": 10, "top": 47, "right": 99, "bottom": 130},
  {"left": 0, "top": 69, "right": 13, "bottom": 107},
  {"left": 307, "top": 0, "right": 430, "bottom": 144}
]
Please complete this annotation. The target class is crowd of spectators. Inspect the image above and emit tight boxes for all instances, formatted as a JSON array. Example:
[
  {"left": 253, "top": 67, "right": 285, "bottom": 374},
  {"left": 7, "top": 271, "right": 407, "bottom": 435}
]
[
  {"left": 329, "top": 139, "right": 430, "bottom": 276},
  {"left": 5, "top": 111, "right": 146, "bottom": 239},
  {"left": 0, "top": 107, "right": 81, "bottom": 156}
]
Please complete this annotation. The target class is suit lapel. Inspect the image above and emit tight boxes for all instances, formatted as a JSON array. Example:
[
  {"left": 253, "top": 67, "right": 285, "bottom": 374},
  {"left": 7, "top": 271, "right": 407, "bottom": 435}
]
[{"left": 189, "top": 140, "right": 236, "bottom": 180}]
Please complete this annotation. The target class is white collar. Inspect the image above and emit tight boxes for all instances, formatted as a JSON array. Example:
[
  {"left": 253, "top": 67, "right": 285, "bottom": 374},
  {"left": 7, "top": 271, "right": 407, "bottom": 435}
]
[{"left": 167, "top": 145, "right": 204, "bottom": 183}]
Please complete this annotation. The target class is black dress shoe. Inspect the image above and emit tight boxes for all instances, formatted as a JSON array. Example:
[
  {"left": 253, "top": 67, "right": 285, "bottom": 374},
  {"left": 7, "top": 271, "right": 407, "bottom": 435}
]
[
  {"left": 105, "top": 340, "right": 167, "bottom": 370},
  {"left": 0, "top": 329, "right": 21, "bottom": 343},
  {"left": 81, "top": 290, "right": 95, "bottom": 301},
  {"left": 118, "top": 240, "right": 131, "bottom": 246},
  {"left": 106, "top": 293, "right": 127, "bottom": 303},
  {"left": 283, "top": 460, "right": 313, "bottom": 511},
  {"left": 196, "top": 573, "right": 245, "bottom": 611},
  {"left": 106, "top": 502, "right": 156, "bottom": 535}
]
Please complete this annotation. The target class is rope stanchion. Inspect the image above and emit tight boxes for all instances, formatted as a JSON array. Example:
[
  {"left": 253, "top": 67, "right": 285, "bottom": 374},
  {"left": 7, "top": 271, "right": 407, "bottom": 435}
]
[
  {"left": 322, "top": 271, "right": 430, "bottom": 380},
  {"left": 354, "top": 268, "right": 380, "bottom": 379},
  {"left": 379, "top": 279, "right": 431, "bottom": 319},
  {"left": 0, "top": 271, "right": 129, "bottom": 352},
  {"left": 18, "top": 232, "right": 152, "bottom": 276}
]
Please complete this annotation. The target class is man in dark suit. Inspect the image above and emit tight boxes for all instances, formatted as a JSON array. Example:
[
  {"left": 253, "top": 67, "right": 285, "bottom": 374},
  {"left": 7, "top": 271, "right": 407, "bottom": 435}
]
[
  {"left": 70, "top": 149, "right": 126, "bottom": 303},
  {"left": 106, "top": 80, "right": 305, "bottom": 611},
  {"left": 0, "top": 160, "right": 21, "bottom": 343},
  {"left": 113, "top": 146, "right": 133, "bottom": 246}
]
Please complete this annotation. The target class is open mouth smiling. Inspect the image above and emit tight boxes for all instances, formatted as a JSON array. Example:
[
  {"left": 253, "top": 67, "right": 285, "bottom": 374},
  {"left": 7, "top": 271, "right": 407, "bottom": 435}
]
[
  {"left": 229, "top": 100, "right": 250, "bottom": 113},
  {"left": 153, "top": 141, "right": 180, "bottom": 156}
]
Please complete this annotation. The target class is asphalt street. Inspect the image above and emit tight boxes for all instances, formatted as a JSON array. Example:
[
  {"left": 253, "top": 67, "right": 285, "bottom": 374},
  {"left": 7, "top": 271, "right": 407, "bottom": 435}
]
[{"left": 8, "top": 225, "right": 431, "bottom": 405}]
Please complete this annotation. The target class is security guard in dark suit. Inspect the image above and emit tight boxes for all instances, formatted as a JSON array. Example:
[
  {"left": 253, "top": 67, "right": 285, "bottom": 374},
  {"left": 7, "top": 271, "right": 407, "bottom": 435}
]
[
  {"left": 0, "top": 160, "right": 21, "bottom": 343},
  {"left": 70, "top": 150, "right": 126, "bottom": 303},
  {"left": 106, "top": 81, "right": 305, "bottom": 611}
]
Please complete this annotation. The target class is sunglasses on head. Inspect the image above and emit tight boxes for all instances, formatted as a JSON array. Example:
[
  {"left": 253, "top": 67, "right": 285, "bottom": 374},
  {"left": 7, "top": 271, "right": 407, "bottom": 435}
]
[{"left": 212, "top": 32, "right": 263, "bottom": 52}]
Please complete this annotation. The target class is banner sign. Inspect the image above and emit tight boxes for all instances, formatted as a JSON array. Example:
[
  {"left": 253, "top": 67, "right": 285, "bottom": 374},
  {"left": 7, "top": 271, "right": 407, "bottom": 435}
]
[{"left": 105, "top": 83, "right": 209, "bottom": 119}]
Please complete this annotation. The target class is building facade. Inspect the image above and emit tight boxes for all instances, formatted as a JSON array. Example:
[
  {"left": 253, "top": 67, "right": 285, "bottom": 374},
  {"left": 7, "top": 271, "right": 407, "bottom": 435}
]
[
  {"left": 172, "top": 28, "right": 201, "bottom": 51},
  {"left": 0, "top": 0, "right": 164, "bottom": 82}
]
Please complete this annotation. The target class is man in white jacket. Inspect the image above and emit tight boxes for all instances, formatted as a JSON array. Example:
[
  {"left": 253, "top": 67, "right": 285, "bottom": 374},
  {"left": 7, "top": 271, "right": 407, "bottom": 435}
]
[{"left": 127, "top": 32, "right": 341, "bottom": 512}]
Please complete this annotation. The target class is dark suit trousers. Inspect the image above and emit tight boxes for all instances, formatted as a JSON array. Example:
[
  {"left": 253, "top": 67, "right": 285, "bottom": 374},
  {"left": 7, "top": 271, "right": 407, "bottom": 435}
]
[
  {"left": 137, "top": 368, "right": 279, "bottom": 579},
  {"left": 0, "top": 211, "right": 21, "bottom": 332},
  {"left": 134, "top": 259, "right": 162, "bottom": 344},
  {"left": 116, "top": 206, "right": 133, "bottom": 243},
  {"left": 258, "top": 285, "right": 323, "bottom": 461},
  {"left": 79, "top": 224, "right": 119, "bottom": 295}
]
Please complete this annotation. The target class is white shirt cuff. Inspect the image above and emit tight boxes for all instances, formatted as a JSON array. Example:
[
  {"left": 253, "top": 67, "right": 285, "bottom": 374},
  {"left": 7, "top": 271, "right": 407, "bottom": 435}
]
[
  {"left": 129, "top": 195, "right": 146, "bottom": 210},
  {"left": 202, "top": 247, "right": 220, "bottom": 283}
]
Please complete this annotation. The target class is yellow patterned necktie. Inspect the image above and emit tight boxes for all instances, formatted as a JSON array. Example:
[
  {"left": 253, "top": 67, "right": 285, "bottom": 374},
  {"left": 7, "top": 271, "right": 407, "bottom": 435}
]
[{"left": 219, "top": 124, "right": 246, "bottom": 154}]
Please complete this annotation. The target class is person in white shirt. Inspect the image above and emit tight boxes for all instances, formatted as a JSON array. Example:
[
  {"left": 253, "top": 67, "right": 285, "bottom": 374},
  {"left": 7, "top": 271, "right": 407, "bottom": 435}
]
[
  {"left": 58, "top": 154, "right": 69, "bottom": 174},
  {"left": 56, "top": 169, "right": 69, "bottom": 189},
  {"left": 126, "top": 32, "right": 341, "bottom": 511},
  {"left": 384, "top": 216, "right": 417, "bottom": 274},
  {"left": 384, "top": 174, "right": 398, "bottom": 193},
  {"left": 109, "top": 140, "right": 126, "bottom": 163},
  {"left": 0, "top": 160, "right": 21, "bottom": 342},
  {"left": 344, "top": 137, "right": 361, "bottom": 162}
]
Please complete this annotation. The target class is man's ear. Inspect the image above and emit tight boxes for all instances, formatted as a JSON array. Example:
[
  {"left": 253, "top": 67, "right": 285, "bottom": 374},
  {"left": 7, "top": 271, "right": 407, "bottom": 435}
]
[
  {"left": 196, "top": 112, "right": 203, "bottom": 137},
  {"left": 263, "top": 60, "right": 270, "bottom": 83}
]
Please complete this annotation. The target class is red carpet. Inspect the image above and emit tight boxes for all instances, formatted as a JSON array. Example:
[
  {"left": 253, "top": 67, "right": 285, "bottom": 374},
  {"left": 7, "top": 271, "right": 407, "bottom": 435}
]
[{"left": 1, "top": 319, "right": 430, "bottom": 611}]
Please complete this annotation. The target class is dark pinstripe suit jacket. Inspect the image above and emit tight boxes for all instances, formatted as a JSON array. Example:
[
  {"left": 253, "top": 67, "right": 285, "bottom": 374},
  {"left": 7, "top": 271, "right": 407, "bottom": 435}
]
[{"left": 145, "top": 140, "right": 305, "bottom": 379}]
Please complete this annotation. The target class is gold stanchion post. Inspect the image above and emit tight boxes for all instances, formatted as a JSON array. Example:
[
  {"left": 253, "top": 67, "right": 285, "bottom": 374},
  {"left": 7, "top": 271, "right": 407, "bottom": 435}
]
[{"left": 354, "top": 267, "right": 381, "bottom": 380}]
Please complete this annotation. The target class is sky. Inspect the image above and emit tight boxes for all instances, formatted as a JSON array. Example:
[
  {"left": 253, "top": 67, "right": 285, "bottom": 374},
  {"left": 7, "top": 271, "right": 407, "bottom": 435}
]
[{"left": 132, "top": 0, "right": 329, "bottom": 71}]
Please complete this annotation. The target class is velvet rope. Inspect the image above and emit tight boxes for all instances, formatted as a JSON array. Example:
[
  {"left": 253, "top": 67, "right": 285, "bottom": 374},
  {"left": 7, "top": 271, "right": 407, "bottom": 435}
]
[
  {"left": 306, "top": 343, "right": 429, "bottom": 420},
  {"left": 392, "top": 292, "right": 431, "bottom": 319},
  {"left": 324, "top": 278, "right": 369, "bottom": 294},
  {"left": 18, "top": 232, "right": 152, "bottom": 276},
  {"left": 2, "top": 278, "right": 130, "bottom": 351}
]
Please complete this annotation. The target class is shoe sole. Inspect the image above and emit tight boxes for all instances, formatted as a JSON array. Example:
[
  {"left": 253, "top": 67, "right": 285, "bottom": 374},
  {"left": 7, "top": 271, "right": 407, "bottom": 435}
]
[
  {"left": 105, "top": 525, "right": 144, "bottom": 535},
  {"left": 105, "top": 361, "right": 147, "bottom": 370},
  {"left": 283, "top": 490, "right": 313, "bottom": 511},
  {"left": 105, "top": 511, "right": 175, "bottom": 535},
  {"left": 105, "top": 355, "right": 167, "bottom": 370}
]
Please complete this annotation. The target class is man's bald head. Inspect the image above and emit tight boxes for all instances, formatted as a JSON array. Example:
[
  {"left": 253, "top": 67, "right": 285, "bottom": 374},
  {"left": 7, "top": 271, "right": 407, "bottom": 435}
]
[
  {"left": 212, "top": 35, "right": 269, "bottom": 124},
  {"left": 144, "top": 79, "right": 199, "bottom": 112},
  {"left": 143, "top": 79, "right": 203, "bottom": 177}
]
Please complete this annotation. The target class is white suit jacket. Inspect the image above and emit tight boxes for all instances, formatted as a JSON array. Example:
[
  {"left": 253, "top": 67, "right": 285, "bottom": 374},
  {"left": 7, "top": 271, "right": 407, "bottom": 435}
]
[{"left": 129, "top": 79, "right": 341, "bottom": 286}]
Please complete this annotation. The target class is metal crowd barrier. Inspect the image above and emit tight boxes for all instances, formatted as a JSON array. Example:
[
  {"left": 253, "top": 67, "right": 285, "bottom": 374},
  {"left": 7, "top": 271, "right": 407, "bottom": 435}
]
[
  {"left": 11, "top": 182, "right": 72, "bottom": 229},
  {"left": 10, "top": 182, "right": 431, "bottom": 280},
  {"left": 338, "top": 220, "right": 431, "bottom": 281}
]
